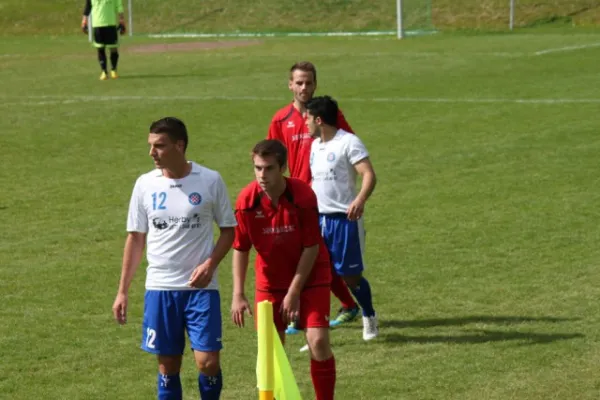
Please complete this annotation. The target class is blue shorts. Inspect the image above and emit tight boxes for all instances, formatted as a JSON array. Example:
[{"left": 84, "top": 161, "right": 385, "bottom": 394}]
[
  {"left": 319, "top": 213, "right": 366, "bottom": 276},
  {"left": 141, "top": 290, "right": 222, "bottom": 355}
]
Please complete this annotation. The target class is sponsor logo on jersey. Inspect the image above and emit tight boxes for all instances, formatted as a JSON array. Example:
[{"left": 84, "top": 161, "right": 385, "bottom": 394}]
[
  {"left": 291, "top": 133, "right": 311, "bottom": 141},
  {"left": 152, "top": 218, "right": 169, "bottom": 230},
  {"left": 262, "top": 225, "right": 296, "bottom": 234}
]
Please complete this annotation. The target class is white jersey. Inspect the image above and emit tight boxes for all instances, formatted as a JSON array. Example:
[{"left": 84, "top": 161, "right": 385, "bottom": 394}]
[
  {"left": 310, "top": 129, "right": 369, "bottom": 214},
  {"left": 127, "top": 162, "right": 237, "bottom": 290}
]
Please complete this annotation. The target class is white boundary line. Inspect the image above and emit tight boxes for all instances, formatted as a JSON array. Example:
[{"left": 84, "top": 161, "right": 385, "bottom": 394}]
[
  {"left": 130, "top": 49, "right": 526, "bottom": 58},
  {"left": 1, "top": 51, "right": 527, "bottom": 59},
  {"left": 146, "top": 30, "right": 437, "bottom": 38},
  {"left": 2, "top": 95, "right": 600, "bottom": 106},
  {"left": 534, "top": 42, "right": 600, "bottom": 55}
]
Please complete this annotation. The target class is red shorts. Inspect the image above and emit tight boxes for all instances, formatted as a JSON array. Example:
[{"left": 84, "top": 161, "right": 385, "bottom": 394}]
[{"left": 255, "top": 285, "right": 330, "bottom": 332}]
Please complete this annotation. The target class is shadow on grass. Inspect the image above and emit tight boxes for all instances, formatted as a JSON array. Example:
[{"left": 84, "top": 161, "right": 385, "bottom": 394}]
[
  {"left": 382, "top": 329, "right": 584, "bottom": 345},
  {"left": 381, "top": 315, "right": 578, "bottom": 329}
]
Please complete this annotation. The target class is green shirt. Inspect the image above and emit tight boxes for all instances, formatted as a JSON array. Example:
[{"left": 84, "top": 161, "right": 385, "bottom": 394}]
[{"left": 87, "top": 0, "right": 124, "bottom": 27}]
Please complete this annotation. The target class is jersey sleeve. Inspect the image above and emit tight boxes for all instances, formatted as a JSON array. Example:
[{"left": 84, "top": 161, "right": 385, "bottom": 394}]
[
  {"left": 233, "top": 212, "right": 252, "bottom": 251},
  {"left": 212, "top": 174, "right": 237, "bottom": 228},
  {"left": 126, "top": 177, "right": 148, "bottom": 233},
  {"left": 267, "top": 118, "right": 282, "bottom": 140},
  {"left": 347, "top": 134, "right": 370, "bottom": 165},
  {"left": 337, "top": 109, "right": 354, "bottom": 134},
  {"left": 83, "top": 0, "right": 91, "bottom": 16},
  {"left": 232, "top": 194, "right": 252, "bottom": 251},
  {"left": 298, "top": 190, "right": 322, "bottom": 248},
  {"left": 117, "top": 0, "right": 124, "bottom": 13}
]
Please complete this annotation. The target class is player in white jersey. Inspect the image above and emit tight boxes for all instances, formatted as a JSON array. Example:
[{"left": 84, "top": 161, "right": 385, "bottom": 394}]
[
  {"left": 306, "top": 96, "right": 379, "bottom": 341},
  {"left": 111, "top": 117, "right": 236, "bottom": 400}
]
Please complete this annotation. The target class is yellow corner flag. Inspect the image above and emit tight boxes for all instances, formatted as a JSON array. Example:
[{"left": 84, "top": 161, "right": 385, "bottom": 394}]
[{"left": 257, "top": 301, "right": 302, "bottom": 400}]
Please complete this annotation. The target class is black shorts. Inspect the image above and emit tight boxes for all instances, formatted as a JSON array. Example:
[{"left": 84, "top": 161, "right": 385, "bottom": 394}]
[{"left": 93, "top": 26, "right": 119, "bottom": 48}]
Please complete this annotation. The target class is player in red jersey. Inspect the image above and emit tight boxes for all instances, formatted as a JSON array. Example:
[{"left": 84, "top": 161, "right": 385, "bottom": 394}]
[
  {"left": 268, "top": 61, "right": 360, "bottom": 334},
  {"left": 231, "top": 140, "right": 336, "bottom": 400}
]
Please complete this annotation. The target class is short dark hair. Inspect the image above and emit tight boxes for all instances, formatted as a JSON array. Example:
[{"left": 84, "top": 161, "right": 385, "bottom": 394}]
[
  {"left": 149, "top": 117, "right": 188, "bottom": 151},
  {"left": 252, "top": 139, "right": 287, "bottom": 168},
  {"left": 289, "top": 61, "right": 317, "bottom": 83},
  {"left": 305, "top": 96, "right": 338, "bottom": 127}
]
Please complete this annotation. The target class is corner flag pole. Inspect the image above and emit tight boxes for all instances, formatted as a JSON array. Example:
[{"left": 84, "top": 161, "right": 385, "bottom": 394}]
[{"left": 257, "top": 301, "right": 274, "bottom": 400}]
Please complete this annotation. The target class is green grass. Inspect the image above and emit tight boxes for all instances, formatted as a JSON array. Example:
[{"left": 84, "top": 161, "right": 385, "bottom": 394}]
[
  {"left": 1, "top": 0, "right": 599, "bottom": 36},
  {"left": 2, "top": 27, "right": 600, "bottom": 400}
]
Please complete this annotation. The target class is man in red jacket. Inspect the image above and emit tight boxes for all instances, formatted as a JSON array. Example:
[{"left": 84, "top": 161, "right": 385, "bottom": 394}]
[
  {"left": 231, "top": 140, "right": 336, "bottom": 400},
  {"left": 267, "top": 61, "right": 360, "bottom": 334}
]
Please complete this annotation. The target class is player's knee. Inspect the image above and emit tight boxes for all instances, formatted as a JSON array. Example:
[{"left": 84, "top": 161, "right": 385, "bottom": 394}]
[
  {"left": 157, "top": 355, "right": 183, "bottom": 375},
  {"left": 194, "top": 351, "right": 220, "bottom": 375},
  {"left": 306, "top": 329, "right": 332, "bottom": 361}
]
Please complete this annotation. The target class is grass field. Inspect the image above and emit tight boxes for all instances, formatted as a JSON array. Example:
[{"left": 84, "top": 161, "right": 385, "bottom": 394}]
[
  {"left": 2, "top": 0, "right": 600, "bottom": 35},
  {"left": 2, "top": 5, "right": 600, "bottom": 400}
]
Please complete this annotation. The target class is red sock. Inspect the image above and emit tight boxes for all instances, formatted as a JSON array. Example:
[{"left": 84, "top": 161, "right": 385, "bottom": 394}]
[
  {"left": 330, "top": 272, "right": 357, "bottom": 309},
  {"left": 311, "top": 357, "right": 336, "bottom": 400}
]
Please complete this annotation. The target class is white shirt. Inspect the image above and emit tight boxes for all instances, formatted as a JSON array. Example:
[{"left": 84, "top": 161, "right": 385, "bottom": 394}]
[
  {"left": 310, "top": 129, "right": 369, "bottom": 214},
  {"left": 127, "top": 162, "right": 237, "bottom": 290}
]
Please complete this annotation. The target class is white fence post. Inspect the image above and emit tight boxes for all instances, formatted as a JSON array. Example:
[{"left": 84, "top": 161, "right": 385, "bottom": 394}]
[
  {"left": 88, "top": 14, "right": 93, "bottom": 42},
  {"left": 509, "top": 0, "right": 515, "bottom": 30},
  {"left": 397, "top": 0, "right": 404, "bottom": 39},
  {"left": 128, "top": 0, "right": 133, "bottom": 36}
]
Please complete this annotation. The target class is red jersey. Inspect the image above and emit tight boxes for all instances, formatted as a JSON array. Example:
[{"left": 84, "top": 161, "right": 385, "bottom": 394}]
[
  {"left": 233, "top": 178, "right": 331, "bottom": 291},
  {"left": 267, "top": 103, "right": 353, "bottom": 184}
]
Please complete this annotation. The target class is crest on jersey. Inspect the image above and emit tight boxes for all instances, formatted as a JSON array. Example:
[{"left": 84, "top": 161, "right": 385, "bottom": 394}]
[
  {"left": 327, "top": 152, "right": 336, "bottom": 162},
  {"left": 189, "top": 192, "right": 202, "bottom": 205}
]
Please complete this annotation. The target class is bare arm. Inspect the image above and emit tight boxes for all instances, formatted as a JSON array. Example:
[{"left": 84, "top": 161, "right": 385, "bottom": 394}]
[
  {"left": 112, "top": 231, "right": 146, "bottom": 324},
  {"left": 231, "top": 249, "right": 253, "bottom": 327},
  {"left": 209, "top": 227, "right": 235, "bottom": 268},
  {"left": 281, "top": 244, "right": 319, "bottom": 324},
  {"left": 354, "top": 158, "right": 377, "bottom": 203},
  {"left": 189, "top": 227, "right": 235, "bottom": 288},
  {"left": 117, "top": 232, "right": 146, "bottom": 294},
  {"left": 288, "top": 244, "right": 319, "bottom": 295},
  {"left": 232, "top": 249, "right": 250, "bottom": 296},
  {"left": 347, "top": 158, "right": 377, "bottom": 220}
]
